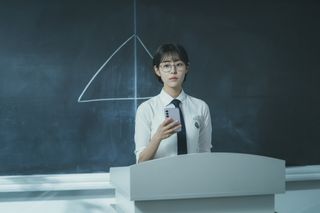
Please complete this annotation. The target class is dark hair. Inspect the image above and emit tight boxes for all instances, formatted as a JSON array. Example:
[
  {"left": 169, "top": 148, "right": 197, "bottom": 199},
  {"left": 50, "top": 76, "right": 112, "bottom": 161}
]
[{"left": 152, "top": 43, "right": 189, "bottom": 83}]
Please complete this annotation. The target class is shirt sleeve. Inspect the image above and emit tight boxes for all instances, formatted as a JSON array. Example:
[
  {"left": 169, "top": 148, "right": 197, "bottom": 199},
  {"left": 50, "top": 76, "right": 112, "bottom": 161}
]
[
  {"left": 134, "top": 102, "right": 152, "bottom": 163},
  {"left": 198, "top": 102, "right": 212, "bottom": 152}
]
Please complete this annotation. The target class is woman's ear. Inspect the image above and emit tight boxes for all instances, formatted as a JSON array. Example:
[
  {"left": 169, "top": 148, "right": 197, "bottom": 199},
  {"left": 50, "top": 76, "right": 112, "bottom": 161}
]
[
  {"left": 185, "top": 64, "right": 189, "bottom": 74},
  {"left": 154, "top": 65, "right": 161, "bottom": 77}
]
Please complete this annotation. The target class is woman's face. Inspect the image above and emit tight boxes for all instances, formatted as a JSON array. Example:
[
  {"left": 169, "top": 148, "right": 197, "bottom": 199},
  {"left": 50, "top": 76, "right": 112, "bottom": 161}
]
[{"left": 154, "top": 54, "right": 188, "bottom": 91}]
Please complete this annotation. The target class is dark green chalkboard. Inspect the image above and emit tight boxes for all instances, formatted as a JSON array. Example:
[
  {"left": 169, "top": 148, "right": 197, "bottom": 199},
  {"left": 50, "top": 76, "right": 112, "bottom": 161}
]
[{"left": 0, "top": 0, "right": 319, "bottom": 175}]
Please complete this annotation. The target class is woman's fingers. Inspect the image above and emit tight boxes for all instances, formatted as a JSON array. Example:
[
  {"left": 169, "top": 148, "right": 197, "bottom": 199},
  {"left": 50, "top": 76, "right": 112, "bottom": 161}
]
[
  {"left": 164, "top": 121, "right": 181, "bottom": 135},
  {"left": 157, "top": 118, "right": 181, "bottom": 140}
]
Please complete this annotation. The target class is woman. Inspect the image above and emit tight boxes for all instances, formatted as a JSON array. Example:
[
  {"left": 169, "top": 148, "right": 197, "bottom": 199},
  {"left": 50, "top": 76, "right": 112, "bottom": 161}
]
[{"left": 134, "top": 43, "right": 212, "bottom": 163}]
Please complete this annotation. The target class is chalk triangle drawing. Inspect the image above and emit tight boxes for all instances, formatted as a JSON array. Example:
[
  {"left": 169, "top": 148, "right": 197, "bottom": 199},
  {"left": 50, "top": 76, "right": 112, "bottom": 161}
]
[{"left": 77, "top": 34, "right": 154, "bottom": 103}]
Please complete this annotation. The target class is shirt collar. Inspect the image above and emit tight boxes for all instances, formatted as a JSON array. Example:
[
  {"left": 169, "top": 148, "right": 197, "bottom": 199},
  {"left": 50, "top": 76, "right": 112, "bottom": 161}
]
[{"left": 159, "top": 89, "right": 187, "bottom": 106}]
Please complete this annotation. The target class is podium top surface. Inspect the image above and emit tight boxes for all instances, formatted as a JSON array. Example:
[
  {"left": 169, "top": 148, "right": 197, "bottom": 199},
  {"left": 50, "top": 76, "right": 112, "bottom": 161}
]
[{"left": 110, "top": 152, "right": 285, "bottom": 201}]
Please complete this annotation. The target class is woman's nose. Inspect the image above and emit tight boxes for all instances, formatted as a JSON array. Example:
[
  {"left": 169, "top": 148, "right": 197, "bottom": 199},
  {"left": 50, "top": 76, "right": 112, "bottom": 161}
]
[{"left": 169, "top": 65, "right": 177, "bottom": 73}]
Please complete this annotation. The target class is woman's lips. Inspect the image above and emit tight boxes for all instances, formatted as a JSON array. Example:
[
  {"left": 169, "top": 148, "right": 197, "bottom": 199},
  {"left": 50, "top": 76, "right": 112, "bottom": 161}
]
[{"left": 169, "top": 77, "right": 178, "bottom": 80}]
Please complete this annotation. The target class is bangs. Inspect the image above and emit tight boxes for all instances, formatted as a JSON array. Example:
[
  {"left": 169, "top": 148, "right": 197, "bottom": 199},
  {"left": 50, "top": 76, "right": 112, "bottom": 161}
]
[{"left": 160, "top": 52, "right": 181, "bottom": 63}]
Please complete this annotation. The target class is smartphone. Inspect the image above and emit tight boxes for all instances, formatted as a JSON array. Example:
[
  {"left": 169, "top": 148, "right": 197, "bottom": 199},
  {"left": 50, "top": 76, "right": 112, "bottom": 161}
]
[{"left": 164, "top": 107, "right": 181, "bottom": 132}]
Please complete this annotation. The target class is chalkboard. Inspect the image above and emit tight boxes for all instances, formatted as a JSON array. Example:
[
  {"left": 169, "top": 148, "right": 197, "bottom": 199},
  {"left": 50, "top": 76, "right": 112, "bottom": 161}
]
[{"left": 1, "top": 0, "right": 319, "bottom": 175}]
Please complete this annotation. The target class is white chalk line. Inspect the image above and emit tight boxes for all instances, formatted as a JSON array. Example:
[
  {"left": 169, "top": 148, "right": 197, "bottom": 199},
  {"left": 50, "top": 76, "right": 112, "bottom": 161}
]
[{"left": 77, "top": 34, "right": 153, "bottom": 103}]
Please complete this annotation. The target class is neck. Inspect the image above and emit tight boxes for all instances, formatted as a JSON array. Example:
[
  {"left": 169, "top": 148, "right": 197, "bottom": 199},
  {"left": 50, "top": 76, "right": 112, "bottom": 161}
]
[{"left": 163, "top": 86, "right": 182, "bottom": 98}]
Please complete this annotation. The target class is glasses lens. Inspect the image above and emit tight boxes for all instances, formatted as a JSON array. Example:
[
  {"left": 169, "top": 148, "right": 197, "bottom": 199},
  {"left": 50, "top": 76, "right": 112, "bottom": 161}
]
[
  {"left": 161, "top": 62, "right": 185, "bottom": 73},
  {"left": 162, "top": 64, "right": 172, "bottom": 72}
]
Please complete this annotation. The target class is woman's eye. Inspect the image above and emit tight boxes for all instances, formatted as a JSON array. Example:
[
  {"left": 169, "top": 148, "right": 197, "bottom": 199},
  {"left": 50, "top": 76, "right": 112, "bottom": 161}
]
[
  {"left": 163, "top": 64, "right": 171, "bottom": 68},
  {"left": 176, "top": 63, "right": 184, "bottom": 67}
]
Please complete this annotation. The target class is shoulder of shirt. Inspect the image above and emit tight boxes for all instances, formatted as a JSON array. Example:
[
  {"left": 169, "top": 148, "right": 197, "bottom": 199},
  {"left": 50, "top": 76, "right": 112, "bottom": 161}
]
[
  {"left": 185, "top": 94, "right": 209, "bottom": 107},
  {"left": 136, "top": 95, "right": 159, "bottom": 112}
]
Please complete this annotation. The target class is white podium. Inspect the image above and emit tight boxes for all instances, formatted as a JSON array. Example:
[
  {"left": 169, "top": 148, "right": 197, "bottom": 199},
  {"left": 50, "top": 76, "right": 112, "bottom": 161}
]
[{"left": 110, "top": 153, "right": 285, "bottom": 213}]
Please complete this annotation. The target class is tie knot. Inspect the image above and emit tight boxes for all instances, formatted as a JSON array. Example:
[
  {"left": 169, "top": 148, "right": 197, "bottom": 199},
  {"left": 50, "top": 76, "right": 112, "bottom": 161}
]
[{"left": 171, "top": 99, "right": 181, "bottom": 108}]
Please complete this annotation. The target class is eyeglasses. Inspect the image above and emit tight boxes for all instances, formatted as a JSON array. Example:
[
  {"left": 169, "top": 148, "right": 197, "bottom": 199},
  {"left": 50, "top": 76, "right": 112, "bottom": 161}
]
[{"left": 159, "top": 62, "right": 186, "bottom": 73}]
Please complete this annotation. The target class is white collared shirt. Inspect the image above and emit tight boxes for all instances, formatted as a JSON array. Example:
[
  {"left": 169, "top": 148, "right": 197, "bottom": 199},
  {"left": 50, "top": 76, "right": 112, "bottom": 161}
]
[{"left": 134, "top": 89, "right": 212, "bottom": 162}]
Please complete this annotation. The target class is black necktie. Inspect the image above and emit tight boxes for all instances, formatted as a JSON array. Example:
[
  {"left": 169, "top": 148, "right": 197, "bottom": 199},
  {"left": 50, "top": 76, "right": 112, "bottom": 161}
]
[{"left": 171, "top": 99, "right": 187, "bottom": 155}]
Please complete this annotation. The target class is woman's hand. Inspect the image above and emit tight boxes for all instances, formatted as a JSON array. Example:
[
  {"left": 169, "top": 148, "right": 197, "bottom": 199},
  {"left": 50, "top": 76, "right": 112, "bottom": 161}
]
[
  {"left": 153, "top": 118, "right": 181, "bottom": 141},
  {"left": 138, "top": 118, "right": 181, "bottom": 163}
]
